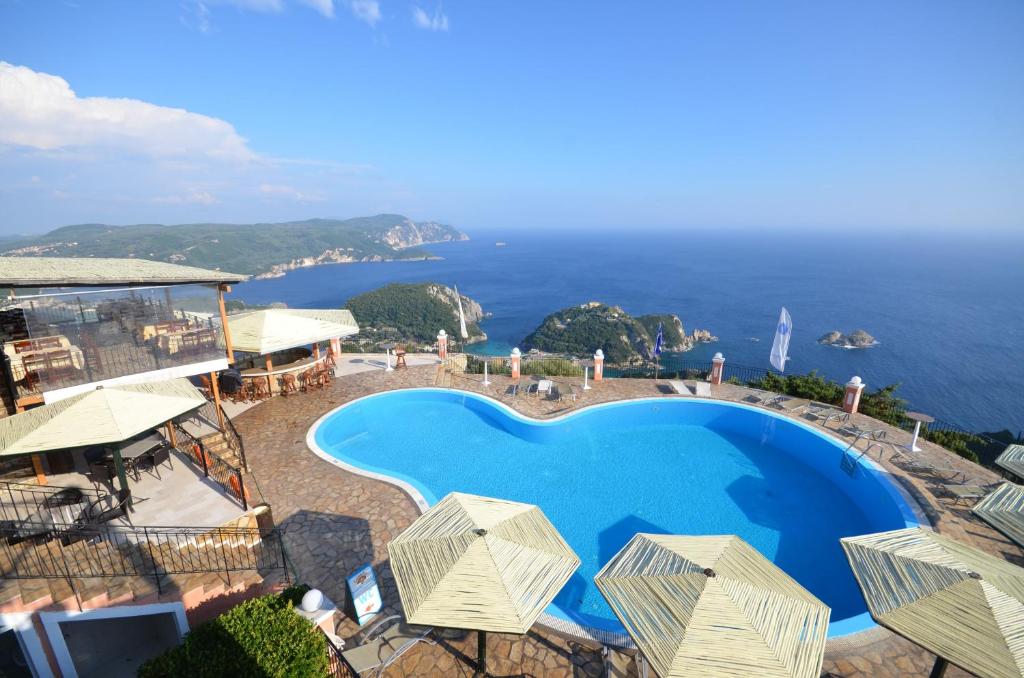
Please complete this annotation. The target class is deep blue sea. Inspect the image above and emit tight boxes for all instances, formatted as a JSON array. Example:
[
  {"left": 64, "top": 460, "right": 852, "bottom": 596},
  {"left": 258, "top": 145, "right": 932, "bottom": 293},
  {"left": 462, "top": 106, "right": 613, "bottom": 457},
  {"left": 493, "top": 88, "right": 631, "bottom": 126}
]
[{"left": 235, "top": 230, "right": 1024, "bottom": 434}]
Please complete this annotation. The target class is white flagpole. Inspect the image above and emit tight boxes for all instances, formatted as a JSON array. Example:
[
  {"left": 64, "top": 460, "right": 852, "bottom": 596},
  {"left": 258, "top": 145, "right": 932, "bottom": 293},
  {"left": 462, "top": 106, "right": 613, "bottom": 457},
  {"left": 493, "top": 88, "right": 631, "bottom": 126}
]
[
  {"left": 482, "top": 360, "right": 491, "bottom": 386},
  {"left": 583, "top": 366, "right": 591, "bottom": 390}
]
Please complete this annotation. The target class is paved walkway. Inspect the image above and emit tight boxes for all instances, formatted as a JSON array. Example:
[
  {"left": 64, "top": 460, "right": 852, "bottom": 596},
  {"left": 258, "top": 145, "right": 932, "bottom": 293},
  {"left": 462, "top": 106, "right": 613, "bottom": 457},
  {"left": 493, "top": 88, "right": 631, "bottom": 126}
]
[{"left": 234, "top": 365, "right": 1021, "bottom": 678}]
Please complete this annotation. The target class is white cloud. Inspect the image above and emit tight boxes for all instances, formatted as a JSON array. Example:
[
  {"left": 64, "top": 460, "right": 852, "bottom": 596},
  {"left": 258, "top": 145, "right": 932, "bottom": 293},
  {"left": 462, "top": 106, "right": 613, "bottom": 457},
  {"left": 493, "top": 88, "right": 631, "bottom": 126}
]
[
  {"left": 412, "top": 5, "right": 447, "bottom": 31},
  {"left": 0, "top": 62, "right": 255, "bottom": 161},
  {"left": 296, "top": 0, "right": 335, "bottom": 17},
  {"left": 153, "top": 191, "right": 219, "bottom": 205},
  {"left": 349, "top": 0, "right": 381, "bottom": 25},
  {"left": 258, "top": 183, "right": 327, "bottom": 202}
]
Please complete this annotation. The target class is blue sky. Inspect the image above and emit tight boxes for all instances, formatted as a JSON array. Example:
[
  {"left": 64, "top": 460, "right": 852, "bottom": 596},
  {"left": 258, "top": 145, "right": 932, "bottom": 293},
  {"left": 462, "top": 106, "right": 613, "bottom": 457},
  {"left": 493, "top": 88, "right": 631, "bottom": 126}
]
[{"left": 0, "top": 0, "right": 1022, "bottom": 234}]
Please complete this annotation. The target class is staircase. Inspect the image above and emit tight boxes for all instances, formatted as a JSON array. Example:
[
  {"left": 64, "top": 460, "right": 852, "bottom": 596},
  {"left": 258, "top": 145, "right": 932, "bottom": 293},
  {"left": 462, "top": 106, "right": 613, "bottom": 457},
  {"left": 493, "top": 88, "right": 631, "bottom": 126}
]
[{"left": 199, "top": 430, "right": 245, "bottom": 470}]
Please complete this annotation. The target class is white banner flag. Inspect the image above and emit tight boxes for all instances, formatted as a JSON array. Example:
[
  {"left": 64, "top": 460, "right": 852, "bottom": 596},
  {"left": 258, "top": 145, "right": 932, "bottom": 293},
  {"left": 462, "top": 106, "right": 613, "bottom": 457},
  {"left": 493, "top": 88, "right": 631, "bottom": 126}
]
[{"left": 769, "top": 307, "right": 792, "bottom": 372}]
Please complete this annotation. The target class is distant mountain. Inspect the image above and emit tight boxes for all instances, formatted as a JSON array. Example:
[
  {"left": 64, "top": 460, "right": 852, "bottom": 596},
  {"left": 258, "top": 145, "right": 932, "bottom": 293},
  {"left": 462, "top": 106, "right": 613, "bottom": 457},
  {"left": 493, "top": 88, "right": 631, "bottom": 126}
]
[
  {"left": 522, "top": 302, "right": 716, "bottom": 364},
  {"left": 0, "top": 214, "right": 468, "bottom": 277},
  {"left": 345, "top": 283, "right": 488, "bottom": 348}
]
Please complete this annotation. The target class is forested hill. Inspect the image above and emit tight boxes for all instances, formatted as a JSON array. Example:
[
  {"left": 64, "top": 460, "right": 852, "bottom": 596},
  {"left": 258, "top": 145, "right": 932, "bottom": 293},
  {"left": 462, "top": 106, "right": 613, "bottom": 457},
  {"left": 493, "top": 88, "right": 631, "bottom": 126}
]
[
  {"left": 345, "top": 283, "right": 488, "bottom": 347},
  {"left": 1, "top": 214, "right": 467, "bottom": 277},
  {"left": 522, "top": 302, "right": 715, "bottom": 363}
]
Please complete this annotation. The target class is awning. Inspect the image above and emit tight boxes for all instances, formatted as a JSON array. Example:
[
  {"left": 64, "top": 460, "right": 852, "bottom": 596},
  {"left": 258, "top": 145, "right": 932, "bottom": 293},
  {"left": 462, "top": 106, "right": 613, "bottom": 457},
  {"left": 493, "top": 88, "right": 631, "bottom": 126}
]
[
  {"left": 0, "top": 379, "right": 206, "bottom": 456},
  {"left": 227, "top": 309, "right": 359, "bottom": 355}
]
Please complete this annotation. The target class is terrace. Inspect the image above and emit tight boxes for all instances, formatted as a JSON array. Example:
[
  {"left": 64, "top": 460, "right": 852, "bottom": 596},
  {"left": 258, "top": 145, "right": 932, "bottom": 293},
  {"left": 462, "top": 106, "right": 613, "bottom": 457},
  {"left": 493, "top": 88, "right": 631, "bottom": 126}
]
[{"left": 229, "top": 355, "right": 1019, "bottom": 678}]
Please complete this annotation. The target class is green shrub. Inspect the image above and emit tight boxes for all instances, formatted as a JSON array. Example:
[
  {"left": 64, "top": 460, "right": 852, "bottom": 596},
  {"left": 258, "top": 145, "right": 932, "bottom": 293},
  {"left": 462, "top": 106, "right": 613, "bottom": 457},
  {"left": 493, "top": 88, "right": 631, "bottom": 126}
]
[{"left": 138, "top": 589, "right": 328, "bottom": 678}]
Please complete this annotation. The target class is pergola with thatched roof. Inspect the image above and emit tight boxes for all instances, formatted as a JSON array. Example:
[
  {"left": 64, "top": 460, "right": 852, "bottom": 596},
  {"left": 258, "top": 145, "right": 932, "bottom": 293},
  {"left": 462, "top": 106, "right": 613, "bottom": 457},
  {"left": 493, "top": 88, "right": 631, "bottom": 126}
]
[{"left": 0, "top": 379, "right": 206, "bottom": 491}]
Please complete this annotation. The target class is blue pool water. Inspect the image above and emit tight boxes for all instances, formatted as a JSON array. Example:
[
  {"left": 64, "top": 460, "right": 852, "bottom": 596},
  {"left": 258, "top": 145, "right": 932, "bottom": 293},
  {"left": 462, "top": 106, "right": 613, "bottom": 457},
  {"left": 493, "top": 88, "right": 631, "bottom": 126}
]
[{"left": 311, "top": 389, "right": 920, "bottom": 637}]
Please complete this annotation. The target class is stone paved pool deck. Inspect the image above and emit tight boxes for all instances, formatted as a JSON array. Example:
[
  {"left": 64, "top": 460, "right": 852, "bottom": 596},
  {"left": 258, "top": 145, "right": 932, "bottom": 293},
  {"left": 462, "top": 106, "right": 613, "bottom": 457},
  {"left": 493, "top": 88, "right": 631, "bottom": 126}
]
[{"left": 234, "top": 362, "right": 1022, "bottom": 678}]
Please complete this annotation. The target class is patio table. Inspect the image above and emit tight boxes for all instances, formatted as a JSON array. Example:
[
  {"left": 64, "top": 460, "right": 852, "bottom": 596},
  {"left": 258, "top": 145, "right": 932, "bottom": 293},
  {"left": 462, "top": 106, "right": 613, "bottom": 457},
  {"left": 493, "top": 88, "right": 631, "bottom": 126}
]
[{"left": 904, "top": 411, "right": 935, "bottom": 453}]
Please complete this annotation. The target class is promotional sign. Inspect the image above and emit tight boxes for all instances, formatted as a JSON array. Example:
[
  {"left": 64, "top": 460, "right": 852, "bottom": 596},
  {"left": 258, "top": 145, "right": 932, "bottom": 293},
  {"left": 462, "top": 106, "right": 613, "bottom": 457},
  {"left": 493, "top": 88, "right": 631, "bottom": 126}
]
[{"left": 347, "top": 564, "right": 383, "bottom": 626}]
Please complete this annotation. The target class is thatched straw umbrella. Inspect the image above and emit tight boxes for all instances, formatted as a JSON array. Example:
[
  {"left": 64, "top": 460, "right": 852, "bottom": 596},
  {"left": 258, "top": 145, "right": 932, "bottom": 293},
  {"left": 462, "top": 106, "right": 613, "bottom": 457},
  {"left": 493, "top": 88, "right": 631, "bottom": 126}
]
[
  {"left": 387, "top": 492, "right": 579, "bottom": 676},
  {"left": 973, "top": 482, "right": 1024, "bottom": 549},
  {"left": 841, "top": 527, "right": 1024, "bottom": 678},
  {"left": 594, "top": 534, "right": 829, "bottom": 678},
  {"left": 0, "top": 379, "right": 206, "bottom": 500}
]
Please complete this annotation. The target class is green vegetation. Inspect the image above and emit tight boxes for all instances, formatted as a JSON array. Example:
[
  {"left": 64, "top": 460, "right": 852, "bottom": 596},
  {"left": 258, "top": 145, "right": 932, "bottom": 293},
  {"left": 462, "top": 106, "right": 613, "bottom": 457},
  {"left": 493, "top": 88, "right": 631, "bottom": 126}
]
[
  {"left": 636, "top": 314, "right": 686, "bottom": 348},
  {"left": 2, "top": 214, "right": 466, "bottom": 276},
  {"left": 743, "top": 372, "right": 985, "bottom": 463},
  {"left": 465, "top": 355, "right": 584, "bottom": 377},
  {"left": 345, "top": 282, "right": 486, "bottom": 346},
  {"left": 523, "top": 303, "right": 665, "bottom": 363},
  {"left": 138, "top": 586, "right": 327, "bottom": 678}
]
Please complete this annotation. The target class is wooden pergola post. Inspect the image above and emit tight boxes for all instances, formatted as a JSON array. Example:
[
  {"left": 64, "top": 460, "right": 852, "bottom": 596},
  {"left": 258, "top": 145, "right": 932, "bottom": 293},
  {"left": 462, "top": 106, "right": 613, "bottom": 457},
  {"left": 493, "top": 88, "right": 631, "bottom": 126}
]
[
  {"left": 217, "top": 284, "right": 235, "bottom": 364},
  {"left": 209, "top": 371, "right": 226, "bottom": 430},
  {"left": 110, "top": 445, "right": 132, "bottom": 509},
  {"left": 265, "top": 354, "right": 274, "bottom": 393},
  {"left": 31, "top": 454, "right": 47, "bottom": 485},
  {"left": 165, "top": 421, "right": 178, "bottom": 448}
]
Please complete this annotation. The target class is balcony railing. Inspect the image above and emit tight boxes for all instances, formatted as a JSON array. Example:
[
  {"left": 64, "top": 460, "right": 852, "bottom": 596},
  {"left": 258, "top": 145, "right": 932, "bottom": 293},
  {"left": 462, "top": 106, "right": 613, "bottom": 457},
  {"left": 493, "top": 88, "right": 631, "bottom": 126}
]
[{"left": 1, "top": 283, "right": 227, "bottom": 402}]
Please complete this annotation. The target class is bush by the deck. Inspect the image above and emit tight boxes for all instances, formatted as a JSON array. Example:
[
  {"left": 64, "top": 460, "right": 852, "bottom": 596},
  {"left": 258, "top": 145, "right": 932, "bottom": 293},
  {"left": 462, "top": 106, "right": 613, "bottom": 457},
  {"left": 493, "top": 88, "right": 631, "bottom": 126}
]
[{"left": 138, "top": 586, "right": 327, "bottom": 677}]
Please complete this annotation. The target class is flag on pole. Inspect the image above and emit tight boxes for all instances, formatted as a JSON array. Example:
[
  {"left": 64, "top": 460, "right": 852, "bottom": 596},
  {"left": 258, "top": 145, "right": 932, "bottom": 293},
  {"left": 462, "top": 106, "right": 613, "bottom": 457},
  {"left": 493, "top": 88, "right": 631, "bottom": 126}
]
[
  {"left": 454, "top": 285, "right": 469, "bottom": 340},
  {"left": 653, "top": 323, "right": 664, "bottom": 358},
  {"left": 769, "top": 307, "right": 792, "bottom": 372}
]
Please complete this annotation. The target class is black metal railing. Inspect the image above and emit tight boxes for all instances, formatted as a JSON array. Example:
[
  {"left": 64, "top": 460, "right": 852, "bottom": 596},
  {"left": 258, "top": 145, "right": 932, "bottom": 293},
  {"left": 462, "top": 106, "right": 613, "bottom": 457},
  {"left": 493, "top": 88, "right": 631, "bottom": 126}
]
[
  {"left": 0, "top": 481, "right": 107, "bottom": 525},
  {"left": 174, "top": 424, "right": 252, "bottom": 511},
  {"left": 190, "top": 399, "right": 249, "bottom": 472},
  {"left": 0, "top": 520, "right": 289, "bottom": 594}
]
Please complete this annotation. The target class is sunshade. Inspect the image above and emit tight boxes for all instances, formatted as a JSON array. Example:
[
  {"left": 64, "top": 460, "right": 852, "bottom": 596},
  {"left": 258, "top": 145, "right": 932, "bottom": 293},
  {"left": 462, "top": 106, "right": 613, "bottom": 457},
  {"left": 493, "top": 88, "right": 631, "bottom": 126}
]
[
  {"left": 227, "top": 308, "right": 359, "bottom": 354},
  {"left": 0, "top": 379, "right": 206, "bottom": 456},
  {"left": 388, "top": 492, "right": 579, "bottom": 676},
  {"left": 841, "top": 527, "right": 1024, "bottom": 678},
  {"left": 996, "top": 444, "right": 1024, "bottom": 481},
  {"left": 594, "top": 533, "right": 829, "bottom": 678},
  {"left": 974, "top": 482, "right": 1024, "bottom": 549}
]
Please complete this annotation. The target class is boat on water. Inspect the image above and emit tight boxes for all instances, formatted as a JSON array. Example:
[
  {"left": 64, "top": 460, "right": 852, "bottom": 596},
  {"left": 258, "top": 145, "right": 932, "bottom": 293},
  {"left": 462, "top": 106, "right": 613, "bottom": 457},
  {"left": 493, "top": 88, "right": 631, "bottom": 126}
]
[{"left": 495, "top": 241, "right": 507, "bottom": 247}]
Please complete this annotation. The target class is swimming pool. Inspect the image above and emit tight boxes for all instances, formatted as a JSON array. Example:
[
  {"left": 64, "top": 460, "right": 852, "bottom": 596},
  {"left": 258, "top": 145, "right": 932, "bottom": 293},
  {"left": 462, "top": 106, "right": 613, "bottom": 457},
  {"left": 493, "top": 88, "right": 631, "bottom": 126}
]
[{"left": 309, "top": 389, "right": 921, "bottom": 638}]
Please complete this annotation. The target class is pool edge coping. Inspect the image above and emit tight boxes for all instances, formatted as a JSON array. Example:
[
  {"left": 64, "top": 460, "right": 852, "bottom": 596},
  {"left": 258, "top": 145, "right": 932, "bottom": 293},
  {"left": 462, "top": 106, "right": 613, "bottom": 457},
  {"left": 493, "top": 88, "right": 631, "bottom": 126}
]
[{"left": 304, "top": 386, "right": 933, "bottom": 648}]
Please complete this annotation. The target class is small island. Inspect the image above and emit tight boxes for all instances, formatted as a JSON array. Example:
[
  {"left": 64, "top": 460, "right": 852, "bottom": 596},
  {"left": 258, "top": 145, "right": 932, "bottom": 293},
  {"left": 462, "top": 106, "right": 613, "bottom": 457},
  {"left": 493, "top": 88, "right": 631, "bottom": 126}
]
[
  {"left": 818, "top": 329, "right": 877, "bottom": 349},
  {"left": 522, "top": 302, "right": 716, "bottom": 364},
  {"left": 345, "top": 283, "right": 488, "bottom": 350}
]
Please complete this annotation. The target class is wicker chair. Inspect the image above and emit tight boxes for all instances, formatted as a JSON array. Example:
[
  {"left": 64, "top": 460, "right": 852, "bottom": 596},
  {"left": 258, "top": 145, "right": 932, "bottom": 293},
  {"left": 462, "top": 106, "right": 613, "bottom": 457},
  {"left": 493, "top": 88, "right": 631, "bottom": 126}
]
[{"left": 281, "top": 373, "right": 299, "bottom": 396}]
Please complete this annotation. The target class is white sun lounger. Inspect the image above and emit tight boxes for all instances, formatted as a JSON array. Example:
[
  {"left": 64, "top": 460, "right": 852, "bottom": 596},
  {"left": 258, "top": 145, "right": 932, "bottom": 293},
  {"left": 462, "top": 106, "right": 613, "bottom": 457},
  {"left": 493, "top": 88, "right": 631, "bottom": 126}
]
[
  {"left": 669, "top": 380, "right": 692, "bottom": 396},
  {"left": 693, "top": 381, "right": 711, "bottom": 397}
]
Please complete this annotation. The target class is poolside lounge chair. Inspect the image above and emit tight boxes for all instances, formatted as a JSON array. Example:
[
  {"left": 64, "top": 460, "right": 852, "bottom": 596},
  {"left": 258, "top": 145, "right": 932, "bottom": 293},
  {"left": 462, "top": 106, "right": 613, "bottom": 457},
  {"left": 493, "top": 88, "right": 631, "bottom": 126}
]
[
  {"left": 339, "top": 615, "right": 435, "bottom": 677},
  {"left": 602, "top": 646, "right": 649, "bottom": 678},
  {"left": 556, "top": 383, "right": 578, "bottom": 403},
  {"left": 692, "top": 381, "right": 711, "bottom": 397},
  {"left": 537, "top": 379, "right": 555, "bottom": 399},
  {"left": 943, "top": 483, "right": 998, "bottom": 506},
  {"left": 669, "top": 380, "right": 692, "bottom": 396},
  {"left": 742, "top": 388, "right": 775, "bottom": 405},
  {"left": 805, "top": 402, "right": 848, "bottom": 426},
  {"left": 770, "top": 396, "right": 805, "bottom": 413},
  {"left": 838, "top": 422, "right": 886, "bottom": 443},
  {"left": 895, "top": 455, "right": 966, "bottom": 483}
]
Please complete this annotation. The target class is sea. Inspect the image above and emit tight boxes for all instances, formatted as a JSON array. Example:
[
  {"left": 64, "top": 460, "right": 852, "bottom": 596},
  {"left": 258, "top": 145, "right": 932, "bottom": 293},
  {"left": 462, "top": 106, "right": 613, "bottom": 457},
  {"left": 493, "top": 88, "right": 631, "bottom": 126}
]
[{"left": 233, "top": 229, "right": 1024, "bottom": 435}]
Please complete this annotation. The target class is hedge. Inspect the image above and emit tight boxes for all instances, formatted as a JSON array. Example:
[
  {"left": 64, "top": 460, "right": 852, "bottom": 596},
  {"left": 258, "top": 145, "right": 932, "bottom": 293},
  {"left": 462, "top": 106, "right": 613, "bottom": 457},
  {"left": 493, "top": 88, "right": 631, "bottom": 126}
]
[{"left": 138, "top": 586, "right": 328, "bottom": 677}]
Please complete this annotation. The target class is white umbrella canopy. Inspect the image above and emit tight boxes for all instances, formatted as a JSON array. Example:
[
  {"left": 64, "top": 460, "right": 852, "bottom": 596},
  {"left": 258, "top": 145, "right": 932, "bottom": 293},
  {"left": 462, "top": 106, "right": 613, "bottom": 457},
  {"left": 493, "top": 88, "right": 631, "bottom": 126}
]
[
  {"left": 595, "top": 533, "right": 830, "bottom": 678},
  {"left": 841, "top": 527, "right": 1024, "bottom": 678},
  {"left": 388, "top": 492, "right": 580, "bottom": 633},
  {"left": 227, "top": 308, "right": 359, "bottom": 355},
  {"left": 973, "top": 482, "right": 1024, "bottom": 549},
  {"left": 0, "top": 379, "right": 206, "bottom": 456}
]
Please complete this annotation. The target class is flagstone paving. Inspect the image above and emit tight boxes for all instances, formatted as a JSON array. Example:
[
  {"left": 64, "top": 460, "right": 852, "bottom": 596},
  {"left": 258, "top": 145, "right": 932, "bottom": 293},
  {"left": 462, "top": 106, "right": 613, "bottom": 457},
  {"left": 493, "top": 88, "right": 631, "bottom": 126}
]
[{"left": 234, "top": 363, "right": 1019, "bottom": 677}]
